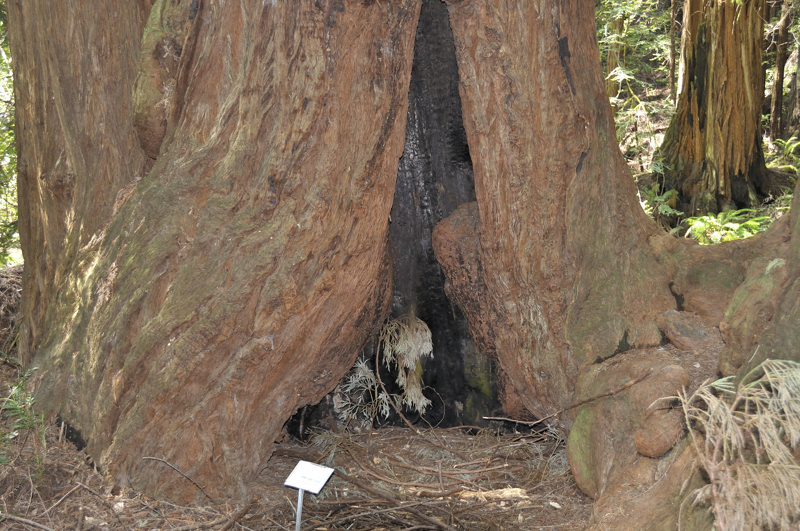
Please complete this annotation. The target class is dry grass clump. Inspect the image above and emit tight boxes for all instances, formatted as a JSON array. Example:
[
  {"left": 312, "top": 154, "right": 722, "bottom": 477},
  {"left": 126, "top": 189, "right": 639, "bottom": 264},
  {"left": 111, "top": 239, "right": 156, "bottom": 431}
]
[{"left": 678, "top": 359, "right": 800, "bottom": 530}]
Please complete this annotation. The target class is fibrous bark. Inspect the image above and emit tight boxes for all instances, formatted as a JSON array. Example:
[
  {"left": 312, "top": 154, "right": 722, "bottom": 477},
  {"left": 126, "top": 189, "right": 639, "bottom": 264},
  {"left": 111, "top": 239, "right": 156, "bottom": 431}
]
[
  {"left": 437, "top": 0, "right": 674, "bottom": 420},
  {"left": 11, "top": 0, "right": 420, "bottom": 501},
  {"left": 12, "top": 0, "right": 800, "bottom": 523},
  {"left": 659, "top": 0, "right": 768, "bottom": 214}
]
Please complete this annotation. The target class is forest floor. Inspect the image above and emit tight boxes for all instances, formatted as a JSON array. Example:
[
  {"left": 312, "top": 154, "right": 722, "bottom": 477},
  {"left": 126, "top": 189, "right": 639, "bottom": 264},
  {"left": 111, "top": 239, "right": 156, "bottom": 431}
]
[
  {"left": 0, "top": 267, "right": 592, "bottom": 530},
  {"left": 0, "top": 392, "right": 592, "bottom": 530}
]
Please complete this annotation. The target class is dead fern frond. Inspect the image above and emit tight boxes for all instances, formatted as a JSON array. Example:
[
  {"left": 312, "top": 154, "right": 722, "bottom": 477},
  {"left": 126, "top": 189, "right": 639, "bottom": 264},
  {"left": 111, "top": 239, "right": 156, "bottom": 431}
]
[
  {"left": 379, "top": 313, "right": 433, "bottom": 415},
  {"left": 678, "top": 359, "right": 800, "bottom": 530}
]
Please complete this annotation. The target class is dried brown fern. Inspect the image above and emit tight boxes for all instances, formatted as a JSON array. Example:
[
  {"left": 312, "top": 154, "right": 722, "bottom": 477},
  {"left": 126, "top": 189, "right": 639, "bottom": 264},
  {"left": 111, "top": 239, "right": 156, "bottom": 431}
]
[{"left": 678, "top": 359, "right": 800, "bottom": 530}]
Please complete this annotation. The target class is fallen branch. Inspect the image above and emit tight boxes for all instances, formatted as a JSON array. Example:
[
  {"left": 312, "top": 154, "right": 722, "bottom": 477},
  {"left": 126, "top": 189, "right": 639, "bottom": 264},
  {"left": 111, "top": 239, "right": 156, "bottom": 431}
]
[
  {"left": 42, "top": 484, "right": 81, "bottom": 515},
  {"left": 484, "top": 369, "right": 653, "bottom": 427},
  {"left": 142, "top": 456, "right": 214, "bottom": 502},
  {"left": 415, "top": 487, "right": 465, "bottom": 498},
  {"left": 219, "top": 496, "right": 257, "bottom": 531},
  {"left": 0, "top": 512, "right": 54, "bottom": 531}
]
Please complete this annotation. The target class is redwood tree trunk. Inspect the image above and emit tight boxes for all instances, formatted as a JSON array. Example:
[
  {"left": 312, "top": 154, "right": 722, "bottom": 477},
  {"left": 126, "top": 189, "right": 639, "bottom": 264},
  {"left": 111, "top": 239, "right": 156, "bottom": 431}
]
[
  {"left": 659, "top": 0, "right": 767, "bottom": 214},
  {"left": 435, "top": 0, "right": 674, "bottom": 420},
  {"left": 10, "top": 0, "right": 800, "bottom": 523},
  {"left": 10, "top": 0, "right": 420, "bottom": 501},
  {"left": 770, "top": 0, "right": 792, "bottom": 141}
]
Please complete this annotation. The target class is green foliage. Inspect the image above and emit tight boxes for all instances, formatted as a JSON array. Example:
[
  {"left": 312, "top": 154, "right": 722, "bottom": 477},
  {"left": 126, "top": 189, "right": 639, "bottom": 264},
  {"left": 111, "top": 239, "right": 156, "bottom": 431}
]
[
  {"left": 596, "top": 0, "right": 673, "bottom": 76},
  {"left": 771, "top": 136, "right": 800, "bottom": 174},
  {"left": 639, "top": 187, "right": 683, "bottom": 219},
  {"left": 677, "top": 359, "right": 800, "bottom": 530},
  {"left": 0, "top": 368, "right": 46, "bottom": 477},
  {"left": 0, "top": 1, "right": 18, "bottom": 266},
  {"left": 682, "top": 209, "right": 772, "bottom": 245},
  {"left": 597, "top": 0, "right": 677, "bottom": 166}
]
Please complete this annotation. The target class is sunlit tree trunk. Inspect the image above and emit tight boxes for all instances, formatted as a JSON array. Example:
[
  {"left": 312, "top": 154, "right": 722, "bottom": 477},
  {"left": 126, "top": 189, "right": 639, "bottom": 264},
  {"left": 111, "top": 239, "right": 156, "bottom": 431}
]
[
  {"left": 605, "top": 15, "right": 626, "bottom": 115},
  {"left": 659, "top": 0, "right": 768, "bottom": 214},
  {"left": 669, "top": 0, "right": 678, "bottom": 102}
]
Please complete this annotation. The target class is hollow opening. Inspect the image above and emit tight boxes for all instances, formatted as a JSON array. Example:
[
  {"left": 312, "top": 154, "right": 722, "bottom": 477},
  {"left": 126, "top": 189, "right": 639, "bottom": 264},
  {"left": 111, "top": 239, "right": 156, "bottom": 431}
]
[
  {"left": 287, "top": 0, "right": 503, "bottom": 438},
  {"left": 384, "top": 0, "right": 500, "bottom": 427}
]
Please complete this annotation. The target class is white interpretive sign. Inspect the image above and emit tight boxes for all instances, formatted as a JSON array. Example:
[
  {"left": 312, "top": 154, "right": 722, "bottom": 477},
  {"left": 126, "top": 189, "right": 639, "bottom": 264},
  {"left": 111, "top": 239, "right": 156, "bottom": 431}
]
[
  {"left": 285, "top": 461, "right": 335, "bottom": 531},
  {"left": 284, "top": 460, "right": 335, "bottom": 494}
]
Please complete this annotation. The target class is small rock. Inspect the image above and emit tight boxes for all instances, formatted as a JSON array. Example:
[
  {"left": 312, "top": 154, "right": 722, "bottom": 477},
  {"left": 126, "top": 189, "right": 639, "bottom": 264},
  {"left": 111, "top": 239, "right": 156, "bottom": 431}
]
[{"left": 657, "top": 310, "right": 721, "bottom": 352}]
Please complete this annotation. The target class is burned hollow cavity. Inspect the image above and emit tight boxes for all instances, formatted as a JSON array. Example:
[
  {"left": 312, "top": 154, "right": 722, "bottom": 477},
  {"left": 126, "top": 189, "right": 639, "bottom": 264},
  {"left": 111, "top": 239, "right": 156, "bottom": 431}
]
[{"left": 386, "top": 0, "right": 500, "bottom": 427}]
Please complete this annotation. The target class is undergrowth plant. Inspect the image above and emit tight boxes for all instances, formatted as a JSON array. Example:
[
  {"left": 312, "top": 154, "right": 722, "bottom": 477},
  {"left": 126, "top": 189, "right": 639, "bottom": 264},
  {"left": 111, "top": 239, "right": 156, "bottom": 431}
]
[
  {"left": 678, "top": 359, "right": 800, "bottom": 530},
  {"left": 639, "top": 186, "right": 683, "bottom": 227},
  {"left": 334, "top": 358, "right": 390, "bottom": 427},
  {"left": 682, "top": 209, "right": 772, "bottom": 245},
  {"left": 0, "top": 368, "right": 46, "bottom": 478},
  {"left": 772, "top": 136, "right": 800, "bottom": 174}
]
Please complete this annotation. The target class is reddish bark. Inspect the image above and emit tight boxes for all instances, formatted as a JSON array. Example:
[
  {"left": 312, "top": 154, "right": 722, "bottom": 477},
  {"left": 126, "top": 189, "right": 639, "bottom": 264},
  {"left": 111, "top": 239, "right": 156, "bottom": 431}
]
[
  {"left": 437, "top": 0, "right": 674, "bottom": 420},
  {"left": 659, "top": 0, "right": 768, "bottom": 213},
  {"left": 10, "top": 0, "right": 800, "bottom": 520},
  {"left": 11, "top": 0, "right": 420, "bottom": 500}
]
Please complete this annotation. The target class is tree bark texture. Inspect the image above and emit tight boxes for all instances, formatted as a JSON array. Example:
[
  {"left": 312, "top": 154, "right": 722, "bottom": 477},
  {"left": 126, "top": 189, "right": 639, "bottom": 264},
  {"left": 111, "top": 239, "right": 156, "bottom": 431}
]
[
  {"left": 435, "top": 0, "right": 675, "bottom": 420},
  {"left": 10, "top": 0, "right": 420, "bottom": 501},
  {"left": 659, "top": 0, "right": 767, "bottom": 214}
]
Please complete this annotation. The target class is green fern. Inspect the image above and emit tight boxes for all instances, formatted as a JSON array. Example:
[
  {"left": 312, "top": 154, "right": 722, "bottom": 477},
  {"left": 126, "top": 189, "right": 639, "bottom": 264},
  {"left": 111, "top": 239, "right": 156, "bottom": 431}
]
[{"left": 683, "top": 209, "right": 771, "bottom": 244}]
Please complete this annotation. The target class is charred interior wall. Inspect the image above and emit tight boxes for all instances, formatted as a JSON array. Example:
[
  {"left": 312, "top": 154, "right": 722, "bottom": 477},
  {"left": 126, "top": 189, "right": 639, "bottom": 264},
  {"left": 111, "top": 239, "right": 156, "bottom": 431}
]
[{"left": 388, "top": 0, "right": 500, "bottom": 426}]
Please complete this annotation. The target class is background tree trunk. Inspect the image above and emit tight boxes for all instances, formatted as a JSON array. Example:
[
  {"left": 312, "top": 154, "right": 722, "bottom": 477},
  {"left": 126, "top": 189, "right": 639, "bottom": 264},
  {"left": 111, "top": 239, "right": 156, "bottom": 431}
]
[
  {"left": 10, "top": 0, "right": 420, "bottom": 501},
  {"left": 605, "top": 15, "right": 626, "bottom": 115},
  {"left": 659, "top": 0, "right": 768, "bottom": 214},
  {"left": 770, "top": 0, "right": 792, "bottom": 141}
]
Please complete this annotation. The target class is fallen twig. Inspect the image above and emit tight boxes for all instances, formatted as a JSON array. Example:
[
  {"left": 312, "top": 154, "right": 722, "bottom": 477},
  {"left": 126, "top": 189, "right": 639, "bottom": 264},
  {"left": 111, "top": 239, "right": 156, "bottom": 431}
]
[
  {"left": 168, "top": 496, "right": 256, "bottom": 531},
  {"left": 0, "top": 512, "right": 54, "bottom": 531},
  {"left": 415, "top": 487, "right": 465, "bottom": 498},
  {"left": 336, "top": 468, "right": 459, "bottom": 531},
  {"left": 219, "top": 496, "right": 257, "bottom": 531},
  {"left": 303, "top": 499, "right": 448, "bottom": 531},
  {"left": 344, "top": 445, "right": 460, "bottom": 490},
  {"left": 142, "top": 456, "right": 214, "bottom": 502},
  {"left": 42, "top": 484, "right": 81, "bottom": 515},
  {"left": 484, "top": 369, "right": 653, "bottom": 427}
]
